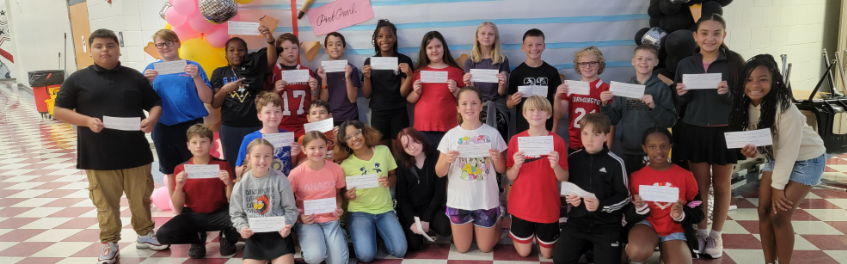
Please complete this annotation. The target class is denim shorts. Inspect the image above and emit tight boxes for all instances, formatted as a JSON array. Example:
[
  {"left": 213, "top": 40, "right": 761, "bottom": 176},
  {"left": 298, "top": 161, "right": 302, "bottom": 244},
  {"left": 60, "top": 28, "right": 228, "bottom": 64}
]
[
  {"left": 762, "top": 153, "right": 827, "bottom": 186},
  {"left": 636, "top": 220, "right": 686, "bottom": 243},
  {"left": 445, "top": 206, "right": 501, "bottom": 228}
]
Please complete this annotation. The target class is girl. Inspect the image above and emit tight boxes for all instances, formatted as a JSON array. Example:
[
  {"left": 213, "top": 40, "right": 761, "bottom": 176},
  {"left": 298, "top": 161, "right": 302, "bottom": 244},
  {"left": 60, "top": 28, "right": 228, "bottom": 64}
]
[
  {"left": 317, "top": 32, "right": 361, "bottom": 125},
  {"left": 673, "top": 14, "right": 745, "bottom": 258},
  {"left": 462, "top": 22, "right": 510, "bottom": 141},
  {"left": 435, "top": 87, "right": 507, "bottom": 253},
  {"left": 288, "top": 131, "right": 348, "bottom": 264},
  {"left": 334, "top": 120, "right": 407, "bottom": 262},
  {"left": 730, "top": 54, "right": 826, "bottom": 264},
  {"left": 408, "top": 31, "right": 465, "bottom": 146},
  {"left": 229, "top": 138, "right": 298, "bottom": 264},
  {"left": 143, "top": 29, "right": 213, "bottom": 197},
  {"left": 211, "top": 25, "right": 280, "bottom": 170},
  {"left": 625, "top": 128, "right": 704, "bottom": 264},
  {"left": 362, "top": 19, "right": 414, "bottom": 149},
  {"left": 393, "top": 127, "right": 452, "bottom": 252}
]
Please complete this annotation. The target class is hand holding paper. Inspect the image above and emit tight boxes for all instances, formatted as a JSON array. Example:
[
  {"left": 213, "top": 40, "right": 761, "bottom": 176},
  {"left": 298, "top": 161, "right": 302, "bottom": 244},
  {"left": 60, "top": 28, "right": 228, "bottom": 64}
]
[{"left": 103, "top": 116, "right": 141, "bottom": 131}]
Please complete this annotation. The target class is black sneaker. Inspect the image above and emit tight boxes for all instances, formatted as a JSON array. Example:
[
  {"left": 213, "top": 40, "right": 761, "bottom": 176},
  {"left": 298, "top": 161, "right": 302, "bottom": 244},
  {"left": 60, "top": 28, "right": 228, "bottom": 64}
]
[
  {"left": 219, "top": 229, "right": 239, "bottom": 256},
  {"left": 188, "top": 243, "right": 206, "bottom": 259}
]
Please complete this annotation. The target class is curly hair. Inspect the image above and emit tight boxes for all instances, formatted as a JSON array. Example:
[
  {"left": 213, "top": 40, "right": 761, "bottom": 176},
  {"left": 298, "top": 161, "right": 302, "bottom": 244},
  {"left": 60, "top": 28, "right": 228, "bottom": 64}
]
[
  {"left": 371, "top": 19, "right": 398, "bottom": 56},
  {"left": 573, "top": 46, "right": 606, "bottom": 75},
  {"left": 333, "top": 120, "right": 383, "bottom": 162},
  {"left": 728, "top": 54, "right": 791, "bottom": 156}
]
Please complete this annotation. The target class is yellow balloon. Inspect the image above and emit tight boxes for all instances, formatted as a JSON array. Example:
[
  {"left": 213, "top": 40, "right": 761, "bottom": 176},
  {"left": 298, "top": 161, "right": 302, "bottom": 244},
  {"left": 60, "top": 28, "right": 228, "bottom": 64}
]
[
  {"left": 179, "top": 38, "right": 228, "bottom": 77},
  {"left": 235, "top": 0, "right": 254, "bottom": 4},
  {"left": 165, "top": 23, "right": 172, "bottom": 30}
]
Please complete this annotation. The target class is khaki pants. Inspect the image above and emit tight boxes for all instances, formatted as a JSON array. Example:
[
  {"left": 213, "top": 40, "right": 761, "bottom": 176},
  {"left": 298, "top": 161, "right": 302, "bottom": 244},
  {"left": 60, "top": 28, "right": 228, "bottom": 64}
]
[{"left": 85, "top": 163, "right": 155, "bottom": 243}]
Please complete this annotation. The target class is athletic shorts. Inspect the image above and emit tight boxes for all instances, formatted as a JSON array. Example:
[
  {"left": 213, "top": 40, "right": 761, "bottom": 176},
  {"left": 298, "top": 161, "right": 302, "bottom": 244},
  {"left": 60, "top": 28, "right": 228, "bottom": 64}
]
[
  {"left": 509, "top": 215, "right": 560, "bottom": 248},
  {"left": 445, "top": 206, "right": 501, "bottom": 228}
]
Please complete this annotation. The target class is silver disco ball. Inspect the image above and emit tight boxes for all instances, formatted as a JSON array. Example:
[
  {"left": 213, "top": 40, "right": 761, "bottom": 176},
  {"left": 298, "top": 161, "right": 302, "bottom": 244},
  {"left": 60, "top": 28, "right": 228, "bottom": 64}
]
[
  {"left": 199, "top": 0, "right": 239, "bottom": 24},
  {"left": 642, "top": 27, "right": 668, "bottom": 50}
]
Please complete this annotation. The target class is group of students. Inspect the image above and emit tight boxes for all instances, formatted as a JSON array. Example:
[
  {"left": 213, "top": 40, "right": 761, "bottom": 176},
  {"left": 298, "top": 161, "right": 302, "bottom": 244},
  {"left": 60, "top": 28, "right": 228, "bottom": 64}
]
[{"left": 53, "top": 10, "right": 827, "bottom": 264}]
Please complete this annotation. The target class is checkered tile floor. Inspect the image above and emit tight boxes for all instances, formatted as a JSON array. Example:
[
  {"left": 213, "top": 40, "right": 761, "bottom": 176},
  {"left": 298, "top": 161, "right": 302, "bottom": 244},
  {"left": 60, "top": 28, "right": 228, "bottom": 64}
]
[{"left": 2, "top": 82, "right": 847, "bottom": 263}]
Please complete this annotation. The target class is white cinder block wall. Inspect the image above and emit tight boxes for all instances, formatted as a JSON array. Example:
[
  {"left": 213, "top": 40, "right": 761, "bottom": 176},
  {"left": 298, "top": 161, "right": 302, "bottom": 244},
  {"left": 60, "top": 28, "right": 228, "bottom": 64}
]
[
  {"left": 6, "top": 0, "right": 77, "bottom": 80},
  {"left": 87, "top": 0, "right": 168, "bottom": 73},
  {"left": 722, "top": 0, "right": 841, "bottom": 92}
]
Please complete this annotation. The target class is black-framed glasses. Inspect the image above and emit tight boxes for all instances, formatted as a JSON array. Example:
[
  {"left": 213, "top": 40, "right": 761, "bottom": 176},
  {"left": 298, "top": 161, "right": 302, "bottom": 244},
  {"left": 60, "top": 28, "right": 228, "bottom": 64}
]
[
  {"left": 154, "top": 41, "right": 175, "bottom": 48},
  {"left": 578, "top": 61, "right": 599, "bottom": 68}
]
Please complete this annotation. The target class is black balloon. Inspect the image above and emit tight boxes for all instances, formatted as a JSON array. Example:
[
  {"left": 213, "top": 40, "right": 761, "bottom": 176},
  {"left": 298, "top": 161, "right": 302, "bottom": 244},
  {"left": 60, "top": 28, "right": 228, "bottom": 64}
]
[
  {"left": 701, "top": 1, "right": 724, "bottom": 17},
  {"left": 658, "top": 48, "right": 669, "bottom": 69},
  {"left": 660, "top": 0, "right": 682, "bottom": 15},
  {"left": 666, "top": 29, "right": 697, "bottom": 58},
  {"left": 688, "top": 0, "right": 705, "bottom": 4},
  {"left": 659, "top": 6, "right": 693, "bottom": 32},
  {"left": 712, "top": 0, "right": 733, "bottom": 6},
  {"left": 650, "top": 17, "right": 661, "bottom": 27},
  {"left": 635, "top": 27, "right": 650, "bottom": 45},
  {"left": 665, "top": 55, "right": 681, "bottom": 74},
  {"left": 648, "top": 2, "right": 663, "bottom": 18}
]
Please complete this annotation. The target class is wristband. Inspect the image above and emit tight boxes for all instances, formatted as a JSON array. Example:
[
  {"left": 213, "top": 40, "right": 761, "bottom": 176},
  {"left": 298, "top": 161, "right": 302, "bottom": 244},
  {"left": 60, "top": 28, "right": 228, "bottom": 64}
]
[
  {"left": 267, "top": 40, "right": 275, "bottom": 44},
  {"left": 321, "top": 85, "right": 328, "bottom": 90}
]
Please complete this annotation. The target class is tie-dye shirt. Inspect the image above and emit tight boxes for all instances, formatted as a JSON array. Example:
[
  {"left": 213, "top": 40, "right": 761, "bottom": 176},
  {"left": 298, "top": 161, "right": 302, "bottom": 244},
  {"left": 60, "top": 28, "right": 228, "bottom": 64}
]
[{"left": 437, "top": 124, "right": 507, "bottom": 210}]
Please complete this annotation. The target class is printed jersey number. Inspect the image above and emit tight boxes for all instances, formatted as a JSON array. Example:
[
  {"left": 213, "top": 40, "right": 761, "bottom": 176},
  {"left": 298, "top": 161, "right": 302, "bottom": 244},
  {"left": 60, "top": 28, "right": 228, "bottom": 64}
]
[
  {"left": 281, "top": 90, "right": 307, "bottom": 116},
  {"left": 573, "top": 108, "right": 596, "bottom": 128}
]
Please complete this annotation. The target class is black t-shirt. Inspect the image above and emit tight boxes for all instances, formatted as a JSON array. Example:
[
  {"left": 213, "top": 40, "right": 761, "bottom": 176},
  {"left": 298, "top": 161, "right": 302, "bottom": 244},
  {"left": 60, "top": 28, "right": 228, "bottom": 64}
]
[
  {"left": 54, "top": 63, "right": 162, "bottom": 170},
  {"left": 210, "top": 47, "right": 280, "bottom": 127},
  {"left": 363, "top": 53, "right": 414, "bottom": 112},
  {"left": 507, "top": 61, "right": 562, "bottom": 132}
]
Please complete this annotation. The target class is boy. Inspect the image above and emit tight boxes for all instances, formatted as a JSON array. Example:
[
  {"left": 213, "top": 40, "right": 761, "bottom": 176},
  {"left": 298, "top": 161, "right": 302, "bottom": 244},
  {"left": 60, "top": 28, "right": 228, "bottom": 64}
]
[
  {"left": 235, "top": 92, "right": 301, "bottom": 176},
  {"left": 53, "top": 29, "right": 169, "bottom": 264},
  {"left": 507, "top": 28, "right": 563, "bottom": 133},
  {"left": 505, "top": 95, "right": 569, "bottom": 259},
  {"left": 553, "top": 113, "right": 630, "bottom": 264},
  {"left": 267, "top": 33, "right": 320, "bottom": 138},
  {"left": 296, "top": 100, "right": 337, "bottom": 164},
  {"left": 601, "top": 44, "right": 676, "bottom": 175},
  {"left": 317, "top": 32, "right": 361, "bottom": 125},
  {"left": 554, "top": 46, "right": 614, "bottom": 154},
  {"left": 156, "top": 124, "right": 239, "bottom": 259}
]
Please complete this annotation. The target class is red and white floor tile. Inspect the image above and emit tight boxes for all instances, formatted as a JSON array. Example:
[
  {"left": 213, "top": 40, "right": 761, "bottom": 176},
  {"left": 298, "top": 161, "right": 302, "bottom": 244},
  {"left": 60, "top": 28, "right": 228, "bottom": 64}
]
[{"left": 2, "top": 82, "right": 847, "bottom": 263}]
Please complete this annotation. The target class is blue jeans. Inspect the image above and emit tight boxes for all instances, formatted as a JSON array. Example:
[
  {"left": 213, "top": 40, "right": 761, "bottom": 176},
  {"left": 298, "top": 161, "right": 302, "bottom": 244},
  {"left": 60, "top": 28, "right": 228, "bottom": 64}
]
[
  {"left": 348, "top": 211, "right": 407, "bottom": 262},
  {"left": 295, "top": 220, "right": 349, "bottom": 264}
]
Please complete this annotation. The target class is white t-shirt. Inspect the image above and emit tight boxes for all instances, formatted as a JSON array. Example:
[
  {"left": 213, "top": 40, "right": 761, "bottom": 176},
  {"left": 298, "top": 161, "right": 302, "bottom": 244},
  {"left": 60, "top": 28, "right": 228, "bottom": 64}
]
[{"left": 437, "top": 124, "right": 507, "bottom": 211}]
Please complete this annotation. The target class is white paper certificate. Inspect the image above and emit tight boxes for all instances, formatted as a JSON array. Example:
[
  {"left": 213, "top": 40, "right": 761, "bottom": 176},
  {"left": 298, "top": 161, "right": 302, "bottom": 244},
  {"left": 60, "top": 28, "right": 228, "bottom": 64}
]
[
  {"left": 565, "top": 80, "right": 591, "bottom": 96},
  {"left": 414, "top": 216, "right": 436, "bottom": 242},
  {"left": 518, "top": 136, "right": 554, "bottom": 157},
  {"left": 321, "top": 60, "right": 348, "bottom": 73},
  {"left": 639, "top": 185, "right": 680, "bottom": 203},
  {"left": 184, "top": 164, "right": 220, "bottom": 179},
  {"left": 517, "top": 86, "right": 548, "bottom": 97},
  {"left": 420, "top": 71, "right": 448, "bottom": 83},
  {"left": 457, "top": 143, "right": 492, "bottom": 158},
  {"left": 153, "top": 60, "right": 187, "bottom": 75},
  {"left": 470, "top": 69, "right": 499, "bottom": 83},
  {"left": 228, "top": 21, "right": 261, "bottom": 35},
  {"left": 304, "top": 118, "right": 334, "bottom": 133},
  {"left": 609, "top": 81, "right": 646, "bottom": 99},
  {"left": 724, "top": 128, "right": 773, "bottom": 149},
  {"left": 303, "top": 198, "right": 337, "bottom": 215},
  {"left": 346, "top": 174, "right": 379, "bottom": 189},
  {"left": 263, "top": 132, "right": 296, "bottom": 149},
  {"left": 370, "top": 57, "right": 398, "bottom": 70},
  {"left": 281, "top": 70, "right": 310, "bottom": 83},
  {"left": 682, "top": 73, "right": 722, "bottom": 90},
  {"left": 103, "top": 116, "right": 140, "bottom": 131},
  {"left": 248, "top": 216, "right": 286, "bottom": 233},
  {"left": 560, "top": 181, "right": 597, "bottom": 199}
]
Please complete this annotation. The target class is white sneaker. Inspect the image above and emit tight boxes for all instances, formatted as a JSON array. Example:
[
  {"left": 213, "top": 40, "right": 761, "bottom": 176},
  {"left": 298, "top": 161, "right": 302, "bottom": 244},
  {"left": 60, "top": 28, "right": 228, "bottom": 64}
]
[
  {"left": 695, "top": 232, "right": 708, "bottom": 254},
  {"left": 136, "top": 230, "right": 170, "bottom": 250},
  {"left": 98, "top": 242, "right": 119, "bottom": 264},
  {"left": 703, "top": 235, "right": 723, "bottom": 258}
]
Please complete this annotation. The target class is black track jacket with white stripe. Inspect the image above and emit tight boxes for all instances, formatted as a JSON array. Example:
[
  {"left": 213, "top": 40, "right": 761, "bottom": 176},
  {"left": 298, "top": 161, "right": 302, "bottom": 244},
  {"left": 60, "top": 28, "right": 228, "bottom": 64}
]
[{"left": 564, "top": 147, "right": 631, "bottom": 233}]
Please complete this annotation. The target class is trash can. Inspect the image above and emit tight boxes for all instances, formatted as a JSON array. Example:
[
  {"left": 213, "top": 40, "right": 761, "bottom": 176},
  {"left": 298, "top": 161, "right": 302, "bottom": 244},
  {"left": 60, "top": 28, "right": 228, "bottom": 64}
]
[{"left": 27, "top": 70, "right": 65, "bottom": 114}]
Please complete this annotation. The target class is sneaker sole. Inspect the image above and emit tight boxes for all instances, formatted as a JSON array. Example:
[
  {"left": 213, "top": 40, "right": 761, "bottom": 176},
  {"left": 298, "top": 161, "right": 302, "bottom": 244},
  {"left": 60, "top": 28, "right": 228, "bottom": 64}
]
[
  {"left": 98, "top": 250, "right": 119, "bottom": 264},
  {"left": 136, "top": 242, "right": 170, "bottom": 251}
]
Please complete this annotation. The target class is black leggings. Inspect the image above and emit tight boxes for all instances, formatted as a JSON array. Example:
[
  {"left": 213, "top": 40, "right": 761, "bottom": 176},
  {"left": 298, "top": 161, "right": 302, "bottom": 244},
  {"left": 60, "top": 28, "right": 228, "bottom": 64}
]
[
  {"left": 156, "top": 207, "right": 239, "bottom": 245},
  {"left": 553, "top": 225, "right": 623, "bottom": 264},
  {"left": 399, "top": 208, "right": 452, "bottom": 252}
]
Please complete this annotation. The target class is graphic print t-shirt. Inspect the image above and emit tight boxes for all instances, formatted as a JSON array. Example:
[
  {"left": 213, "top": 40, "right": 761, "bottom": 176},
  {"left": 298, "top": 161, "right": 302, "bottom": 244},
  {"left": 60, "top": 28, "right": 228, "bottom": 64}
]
[
  {"left": 437, "top": 124, "right": 507, "bottom": 210},
  {"left": 507, "top": 62, "right": 562, "bottom": 132},
  {"left": 235, "top": 130, "right": 293, "bottom": 176},
  {"left": 562, "top": 79, "right": 609, "bottom": 150},
  {"left": 229, "top": 169, "right": 298, "bottom": 231},
  {"left": 630, "top": 165, "right": 699, "bottom": 236},
  {"left": 339, "top": 145, "right": 398, "bottom": 214}
]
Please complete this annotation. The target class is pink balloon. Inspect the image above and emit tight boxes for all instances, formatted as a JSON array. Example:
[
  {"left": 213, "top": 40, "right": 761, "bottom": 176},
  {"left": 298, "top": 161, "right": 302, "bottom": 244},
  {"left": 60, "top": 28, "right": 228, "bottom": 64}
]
[
  {"left": 172, "top": 0, "right": 197, "bottom": 16},
  {"left": 205, "top": 24, "right": 231, "bottom": 48},
  {"left": 151, "top": 187, "right": 173, "bottom": 211},
  {"left": 187, "top": 10, "right": 215, "bottom": 33},
  {"left": 165, "top": 8, "right": 187, "bottom": 28},
  {"left": 172, "top": 23, "right": 201, "bottom": 41}
]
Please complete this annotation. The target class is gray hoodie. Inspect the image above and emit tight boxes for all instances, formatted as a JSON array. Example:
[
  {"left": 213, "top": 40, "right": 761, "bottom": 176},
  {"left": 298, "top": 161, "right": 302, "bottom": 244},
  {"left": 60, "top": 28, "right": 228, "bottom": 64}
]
[
  {"left": 602, "top": 75, "right": 676, "bottom": 155},
  {"left": 230, "top": 169, "right": 299, "bottom": 231}
]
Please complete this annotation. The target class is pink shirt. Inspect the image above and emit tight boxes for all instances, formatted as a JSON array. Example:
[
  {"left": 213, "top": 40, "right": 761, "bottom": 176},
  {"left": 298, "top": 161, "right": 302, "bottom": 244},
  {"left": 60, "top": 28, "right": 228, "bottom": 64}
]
[{"left": 288, "top": 161, "right": 346, "bottom": 223}]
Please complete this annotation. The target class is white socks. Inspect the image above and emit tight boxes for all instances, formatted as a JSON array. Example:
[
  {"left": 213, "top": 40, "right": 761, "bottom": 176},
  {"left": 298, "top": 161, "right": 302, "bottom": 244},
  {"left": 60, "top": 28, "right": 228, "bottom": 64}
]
[{"left": 710, "top": 230, "right": 722, "bottom": 238}]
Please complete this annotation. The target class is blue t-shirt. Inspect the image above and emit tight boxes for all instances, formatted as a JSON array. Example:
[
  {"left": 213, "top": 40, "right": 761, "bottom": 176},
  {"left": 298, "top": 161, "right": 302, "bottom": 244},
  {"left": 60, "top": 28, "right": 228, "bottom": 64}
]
[
  {"left": 144, "top": 60, "right": 213, "bottom": 125},
  {"left": 235, "top": 129, "right": 293, "bottom": 176}
]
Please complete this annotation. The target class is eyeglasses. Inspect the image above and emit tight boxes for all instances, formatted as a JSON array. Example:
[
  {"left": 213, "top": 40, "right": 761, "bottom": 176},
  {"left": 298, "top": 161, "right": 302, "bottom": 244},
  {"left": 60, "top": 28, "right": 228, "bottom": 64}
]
[
  {"left": 344, "top": 129, "right": 363, "bottom": 142},
  {"left": 155, "top": 41, "right": 175, "bottom": 48},
  {"left": 578, "top": 61, "right": 599, "bottom": 68}
]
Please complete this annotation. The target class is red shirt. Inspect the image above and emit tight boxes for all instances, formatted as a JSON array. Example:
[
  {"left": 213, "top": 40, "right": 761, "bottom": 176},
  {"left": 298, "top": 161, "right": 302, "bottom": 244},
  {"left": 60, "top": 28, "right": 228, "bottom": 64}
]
[
  {"left": 630, "top": 164, "right": 699, "bottom": 236},
  {"left": 561, "top": 79, "right": 609, "bottom": 150},
  {"left": 172, "top": 157, "right": 235, "bottom": 214},
  {"left": 412, "top": 66, "right": 465, "bottom": 132},
  {"left": 506, "top": 131, "right": 568, "bottom": 223},
  {"left": 266, "top": 64, "right": 316, "bottom": 138}
]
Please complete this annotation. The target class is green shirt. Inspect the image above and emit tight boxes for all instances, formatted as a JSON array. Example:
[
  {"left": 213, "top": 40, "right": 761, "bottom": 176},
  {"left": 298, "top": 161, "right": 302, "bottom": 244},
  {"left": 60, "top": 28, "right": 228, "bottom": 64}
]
[{"left": 340, "top": 145, "right": 398, "bottom": 214}]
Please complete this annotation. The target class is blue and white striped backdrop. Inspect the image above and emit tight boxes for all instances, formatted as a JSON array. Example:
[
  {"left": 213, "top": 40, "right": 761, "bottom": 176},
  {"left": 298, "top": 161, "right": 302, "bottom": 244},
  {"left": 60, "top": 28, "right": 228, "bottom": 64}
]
[{"left": 235, "top": 0, "right": 649, "bottom": 83}]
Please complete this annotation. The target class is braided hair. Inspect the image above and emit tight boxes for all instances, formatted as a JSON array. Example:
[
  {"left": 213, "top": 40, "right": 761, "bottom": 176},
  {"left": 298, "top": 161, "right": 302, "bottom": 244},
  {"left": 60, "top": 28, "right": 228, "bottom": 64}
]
[
  {"left": 371, "top": 19, "right": 398, "bottom": 56},
  {"left": 728, "top": 54, "right": 792, "bottom": 156}
]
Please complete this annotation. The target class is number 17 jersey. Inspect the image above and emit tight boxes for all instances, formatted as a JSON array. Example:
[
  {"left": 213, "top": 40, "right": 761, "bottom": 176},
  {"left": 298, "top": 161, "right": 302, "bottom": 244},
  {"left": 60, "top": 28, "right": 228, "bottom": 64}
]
[
  {"left": 266, "top": 64, "right": 315, "bottom": 138},
  {"left": 561, "top": 79, "right": 609, "bottom": 150}
]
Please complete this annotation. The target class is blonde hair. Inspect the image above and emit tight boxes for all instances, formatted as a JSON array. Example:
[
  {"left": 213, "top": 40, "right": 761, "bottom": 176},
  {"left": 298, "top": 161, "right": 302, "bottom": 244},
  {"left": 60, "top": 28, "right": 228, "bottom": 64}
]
[
  {"left": 522, "top": 95, "right": 553, "bottom": 116},
  {"left": 236, "top": 138, "right": 275, "bottom": 182},
  {"left": 151, "top": 29, "right": 180, "bottom": 43},
  {"left": 573, "top": 46, "right": 606, "bottom": 75},
  {"left": 470, "top": 22, "right": 505, "bottom": 64},
  {"left": 456, "top": 86, "right": 483, "bottom": 125}
]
